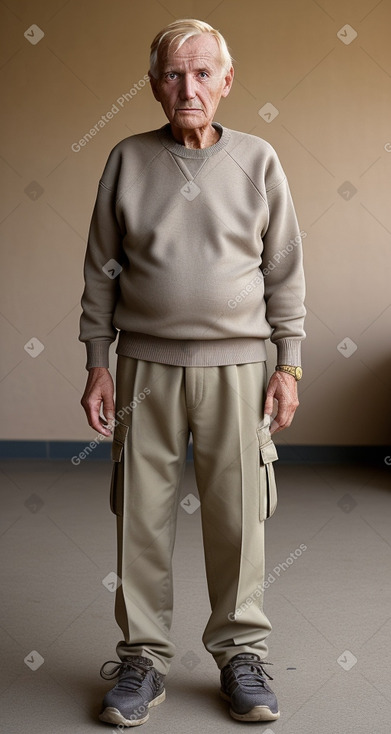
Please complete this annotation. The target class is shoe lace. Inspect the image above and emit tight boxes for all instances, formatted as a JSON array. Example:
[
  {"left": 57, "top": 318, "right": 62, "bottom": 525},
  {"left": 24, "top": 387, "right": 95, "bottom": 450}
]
[
  {"left": 100, "top": 657, "right": 153, "bottom": 692},
  {"left": 229, "top": 659, "right": 274, "bottom": 691}
]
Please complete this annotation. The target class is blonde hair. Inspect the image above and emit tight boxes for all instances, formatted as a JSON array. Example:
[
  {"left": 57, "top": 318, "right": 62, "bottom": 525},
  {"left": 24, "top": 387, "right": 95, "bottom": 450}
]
[{"left": 149, "top": 18, "right": 233, "bottom": 79}]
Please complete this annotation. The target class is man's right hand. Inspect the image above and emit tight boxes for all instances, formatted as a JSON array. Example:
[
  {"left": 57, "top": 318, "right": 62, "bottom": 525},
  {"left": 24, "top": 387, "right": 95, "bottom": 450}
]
[{"left": 81, "top": 367, "right": 115, "bottom": 436}]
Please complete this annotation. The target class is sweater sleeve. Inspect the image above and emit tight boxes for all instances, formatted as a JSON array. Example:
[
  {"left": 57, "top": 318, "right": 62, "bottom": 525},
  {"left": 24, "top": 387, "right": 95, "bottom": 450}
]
[
  {"left": 79, "top": 165, "right": 125, "bottom": 369},
  {"left": 261, "top": 171, "right": 306, "bottom": 367}
]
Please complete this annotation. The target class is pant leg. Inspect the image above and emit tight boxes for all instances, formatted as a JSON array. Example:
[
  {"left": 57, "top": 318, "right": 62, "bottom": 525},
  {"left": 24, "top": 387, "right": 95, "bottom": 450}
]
[
  {"left": 111, "top": 356, "right": 189, "bottom": 675},
  {"left": 187, "top": 362, "right": 275, "bottom": 669}
]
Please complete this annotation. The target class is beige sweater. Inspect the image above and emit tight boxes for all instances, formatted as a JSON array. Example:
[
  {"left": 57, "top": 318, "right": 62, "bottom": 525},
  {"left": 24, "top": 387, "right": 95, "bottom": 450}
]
[{"left": 79, "top": 123, "right": 306, "bottom": 368}]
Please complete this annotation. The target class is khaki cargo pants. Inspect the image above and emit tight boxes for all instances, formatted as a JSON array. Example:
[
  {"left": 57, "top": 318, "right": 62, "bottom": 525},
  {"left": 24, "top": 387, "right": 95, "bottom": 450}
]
[{"left": 110, "top": 356, "right": 278, "bottom": 675}]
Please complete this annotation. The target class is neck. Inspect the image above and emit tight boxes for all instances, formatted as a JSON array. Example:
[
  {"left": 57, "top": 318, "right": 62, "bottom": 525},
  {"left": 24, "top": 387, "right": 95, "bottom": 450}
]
[{"left": 169, "top": 123, "right": 220, "bottom": 149}]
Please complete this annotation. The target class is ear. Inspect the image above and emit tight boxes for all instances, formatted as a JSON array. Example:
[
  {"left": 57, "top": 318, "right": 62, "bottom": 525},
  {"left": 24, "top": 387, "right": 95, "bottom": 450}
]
[
  {"left": 221, "top": 66, "right": 234, "bottom": 98},
  {"left": 148, "top": 72, "right": 161, "bottom": 102}
]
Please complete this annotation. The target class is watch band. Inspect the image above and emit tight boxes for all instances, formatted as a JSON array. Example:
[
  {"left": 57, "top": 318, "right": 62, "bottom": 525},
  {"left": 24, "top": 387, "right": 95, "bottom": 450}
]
[{"left": 275, "top": 365, "right": 303, "bottom": 381}]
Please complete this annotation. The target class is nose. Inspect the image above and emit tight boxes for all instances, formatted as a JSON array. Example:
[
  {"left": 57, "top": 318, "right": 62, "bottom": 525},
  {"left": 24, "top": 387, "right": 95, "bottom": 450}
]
[{"left": 180, "top": 73, "right": 196, "bottom": 100}]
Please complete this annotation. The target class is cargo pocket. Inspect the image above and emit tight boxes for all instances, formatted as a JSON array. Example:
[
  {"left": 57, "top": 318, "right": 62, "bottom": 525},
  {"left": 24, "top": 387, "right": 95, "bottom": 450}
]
[
  {"left": 257, "top": 420, "right": 278, "bottom": 521},
  {"left": 109, "top": 421, "right": 129, "bottom": 516}
]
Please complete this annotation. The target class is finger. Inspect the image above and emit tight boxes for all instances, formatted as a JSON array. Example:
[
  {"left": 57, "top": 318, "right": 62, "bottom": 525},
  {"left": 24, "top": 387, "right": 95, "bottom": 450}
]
[
  {"left": 270, "top": 417, "right": 280, "bottom": 434},
  {"left": 264, "top": 392, "right": 275, "bottom": 415},
  {"left": 272, "top": 404, "right": 296, "bottom": 433},
  {"left": 103, "top": 411, "right": 115, "bottom": 433},
  {"left": 87, "top": 402, "right": 113, "bottom": 436},
  {"left": 102, "top": 399, "right": 115, "bottom": 429},
  {"left": 264, "top": 381, "right": 277, "bottom": 415}
]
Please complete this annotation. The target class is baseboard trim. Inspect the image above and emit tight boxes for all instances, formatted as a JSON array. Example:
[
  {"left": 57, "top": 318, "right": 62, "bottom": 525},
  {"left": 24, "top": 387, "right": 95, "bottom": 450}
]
[{"left": 0, "top": 441, "right": 389, "bottom": 465}]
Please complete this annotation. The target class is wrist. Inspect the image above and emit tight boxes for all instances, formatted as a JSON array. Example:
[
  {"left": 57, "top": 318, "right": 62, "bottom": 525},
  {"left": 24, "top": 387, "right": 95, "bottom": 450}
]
[{"left": 275, "top": 364, "right": 303, "bottom": 381}]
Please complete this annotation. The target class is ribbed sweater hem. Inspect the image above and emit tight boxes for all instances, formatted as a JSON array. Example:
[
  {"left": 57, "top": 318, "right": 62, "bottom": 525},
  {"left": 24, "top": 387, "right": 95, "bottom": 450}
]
[
  {"left": 116, "top": 331, "right": 267, "bottom": 367},
  {"left": 84, "top": 334, "right": 302, "bottom": 369}
]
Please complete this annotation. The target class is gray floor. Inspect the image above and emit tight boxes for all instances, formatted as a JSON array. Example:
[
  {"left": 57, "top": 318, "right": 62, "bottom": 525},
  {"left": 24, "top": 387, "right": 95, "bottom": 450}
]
[{"left": 1, "top": 458, "right": 390, "bottom": 734}]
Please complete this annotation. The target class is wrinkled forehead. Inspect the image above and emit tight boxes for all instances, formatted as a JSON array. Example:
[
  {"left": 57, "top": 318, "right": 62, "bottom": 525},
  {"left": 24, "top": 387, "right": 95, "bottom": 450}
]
[{"left": 159, "top": 34, "right": 223, "bottom": 72}]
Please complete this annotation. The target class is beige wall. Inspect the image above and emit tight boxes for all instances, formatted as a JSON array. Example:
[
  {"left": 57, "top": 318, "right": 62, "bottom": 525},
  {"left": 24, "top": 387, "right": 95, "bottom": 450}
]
[{"left": 1, "top": 0, "right": 391, "bottom": 445}]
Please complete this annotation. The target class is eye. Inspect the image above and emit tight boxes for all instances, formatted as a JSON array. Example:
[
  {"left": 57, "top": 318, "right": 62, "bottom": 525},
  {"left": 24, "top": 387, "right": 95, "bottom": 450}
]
[
  {"left": 166, "top": 72, "right": 178, "bottom": 80},
  {"left": 199, "top": 71, "right": 209, "bottom": 79}
]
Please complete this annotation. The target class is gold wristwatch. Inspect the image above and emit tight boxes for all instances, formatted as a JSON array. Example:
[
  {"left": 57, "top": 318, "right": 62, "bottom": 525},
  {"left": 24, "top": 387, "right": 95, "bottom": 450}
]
[{"left": 275, "top": 365, "right": 303, "bottom": 381}]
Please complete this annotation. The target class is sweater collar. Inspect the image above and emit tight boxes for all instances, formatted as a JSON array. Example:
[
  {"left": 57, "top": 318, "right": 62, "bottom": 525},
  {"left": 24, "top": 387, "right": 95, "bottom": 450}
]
[{"left": 157, "top": 122, "right": 230, "bottom": 159}]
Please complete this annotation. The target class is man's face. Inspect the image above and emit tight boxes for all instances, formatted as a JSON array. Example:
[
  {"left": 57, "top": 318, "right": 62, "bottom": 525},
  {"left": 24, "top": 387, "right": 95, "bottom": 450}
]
[{"left": 150, "top": 34, "right": 234, "bottom": 132}]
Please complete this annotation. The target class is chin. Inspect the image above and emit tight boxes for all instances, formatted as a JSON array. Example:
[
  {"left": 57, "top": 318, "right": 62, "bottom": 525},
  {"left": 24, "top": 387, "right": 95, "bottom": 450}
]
[{"left": 175, "top": 113, "right": 205, "bottom": 126}]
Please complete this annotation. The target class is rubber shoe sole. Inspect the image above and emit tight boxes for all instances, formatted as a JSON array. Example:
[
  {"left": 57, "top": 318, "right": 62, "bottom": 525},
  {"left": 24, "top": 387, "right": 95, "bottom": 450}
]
[
  {"left": 99, "top": 689, "right": 166, "bottom": 727},
  {"left": 220, "top": 689, "right": 280, "bottom": 721}
]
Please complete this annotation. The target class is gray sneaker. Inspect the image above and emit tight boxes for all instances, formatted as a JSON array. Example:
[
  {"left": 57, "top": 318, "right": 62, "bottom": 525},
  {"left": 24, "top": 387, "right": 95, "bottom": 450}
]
[
  {"left": 99, "top": 655, "right": 165, "bottom": 727},
  {"left": 220, "top": 653, "right": 280, "bottom": 721}
]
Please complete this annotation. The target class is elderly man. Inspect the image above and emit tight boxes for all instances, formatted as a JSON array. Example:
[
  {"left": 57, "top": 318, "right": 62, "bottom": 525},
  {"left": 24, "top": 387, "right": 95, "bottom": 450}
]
[{"left": 80, "top": 18, "right": 305, "bottom": 726}]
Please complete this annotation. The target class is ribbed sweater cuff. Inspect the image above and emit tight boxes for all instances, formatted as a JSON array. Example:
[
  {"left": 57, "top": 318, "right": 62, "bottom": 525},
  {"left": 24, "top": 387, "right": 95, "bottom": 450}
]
[
  {"left": 85, "top": 340, "right": 113, "bottom": 370},
  {"left": 275, "top": 338, "right": 302, "bottom": 367}
]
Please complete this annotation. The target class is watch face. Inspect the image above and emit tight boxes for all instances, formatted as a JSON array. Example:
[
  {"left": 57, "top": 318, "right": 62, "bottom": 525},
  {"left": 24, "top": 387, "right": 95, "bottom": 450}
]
[{"left": 296, "top": 367, "right": 303, "bottom": 380}]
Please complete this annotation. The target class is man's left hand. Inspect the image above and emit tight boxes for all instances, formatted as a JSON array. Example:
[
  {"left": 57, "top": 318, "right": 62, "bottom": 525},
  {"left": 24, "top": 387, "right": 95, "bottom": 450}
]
[{"left": 264, "top": 371, "right": 299, "bottom": 434}]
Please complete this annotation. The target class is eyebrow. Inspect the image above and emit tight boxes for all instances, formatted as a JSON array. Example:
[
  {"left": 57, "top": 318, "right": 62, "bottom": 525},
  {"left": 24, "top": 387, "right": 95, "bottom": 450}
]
[{"left": 162, "top": 64, "right": 215, "bottom": 75}]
